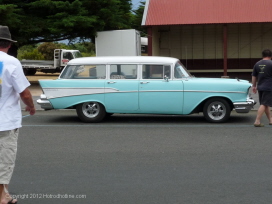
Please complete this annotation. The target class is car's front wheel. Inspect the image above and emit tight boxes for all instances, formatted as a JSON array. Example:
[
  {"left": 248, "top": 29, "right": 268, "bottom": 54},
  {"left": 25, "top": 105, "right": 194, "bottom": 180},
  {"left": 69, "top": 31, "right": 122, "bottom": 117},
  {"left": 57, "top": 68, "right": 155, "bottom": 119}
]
[
  {"left": 203, "top": 98, "right": 231, "bottom": 123},
  {"left": 76, "top": 102, "right": 106, "bottom": 122}
]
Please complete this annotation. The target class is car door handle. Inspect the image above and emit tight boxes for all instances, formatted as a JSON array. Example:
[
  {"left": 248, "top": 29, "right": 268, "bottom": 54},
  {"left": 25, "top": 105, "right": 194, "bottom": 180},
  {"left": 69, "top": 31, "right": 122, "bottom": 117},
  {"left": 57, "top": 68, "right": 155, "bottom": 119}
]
[
  {"left": 107, "top": 81, "right": 116, "bottom": 84},
  {"left": 140, "top": 81, "right": 149, "bottom": 84}
]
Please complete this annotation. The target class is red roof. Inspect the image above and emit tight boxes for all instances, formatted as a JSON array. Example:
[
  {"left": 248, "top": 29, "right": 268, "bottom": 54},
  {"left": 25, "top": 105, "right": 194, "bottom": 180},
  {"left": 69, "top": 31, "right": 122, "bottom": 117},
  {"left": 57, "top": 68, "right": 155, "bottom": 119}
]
[{"left": 142, "top": 0, "right": 272, "bottom": 26}]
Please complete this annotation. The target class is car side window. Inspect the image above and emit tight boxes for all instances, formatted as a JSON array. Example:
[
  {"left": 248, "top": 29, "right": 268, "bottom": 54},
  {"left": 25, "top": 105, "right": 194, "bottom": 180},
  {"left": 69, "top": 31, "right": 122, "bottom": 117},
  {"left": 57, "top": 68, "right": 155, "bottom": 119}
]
[
  {"left": 142, "top": 65, "right": 171, "bottom": 79},
  {"left": 110, "top": 64, "right": 137, "bottom": 79},
  {"left": 60, "top": 65, "right": 106, "bottom": 79}
]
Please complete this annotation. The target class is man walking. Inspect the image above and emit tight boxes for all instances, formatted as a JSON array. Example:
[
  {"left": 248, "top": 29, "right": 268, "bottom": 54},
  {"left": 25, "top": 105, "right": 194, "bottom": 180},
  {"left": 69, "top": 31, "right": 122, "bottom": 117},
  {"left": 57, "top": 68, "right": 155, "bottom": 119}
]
[
  {"left": 252, "top": 49, "right": 272, "bottom": 127},
  {"left": 0, "top": 26, "right": 35, "bottom": 204}
]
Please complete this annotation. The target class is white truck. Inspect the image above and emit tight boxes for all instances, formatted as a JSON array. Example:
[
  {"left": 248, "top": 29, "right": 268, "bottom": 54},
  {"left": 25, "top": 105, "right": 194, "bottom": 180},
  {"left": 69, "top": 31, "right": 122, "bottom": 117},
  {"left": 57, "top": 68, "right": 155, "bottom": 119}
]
[
  {"left": 21, "top": 49, "right": 82, "bottom": 75},
  {"left": 95, "top": 29, "right": 142, "bottom": 56}
]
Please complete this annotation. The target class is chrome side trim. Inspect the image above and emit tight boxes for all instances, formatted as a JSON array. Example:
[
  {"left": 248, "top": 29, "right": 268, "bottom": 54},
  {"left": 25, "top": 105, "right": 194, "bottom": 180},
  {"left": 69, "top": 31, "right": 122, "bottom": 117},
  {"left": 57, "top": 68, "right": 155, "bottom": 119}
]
[
  {"left": 140, "top": 90, "right": 245, "bottom": 93},
  {"left": 43, "top": 87, "right": 119, "bottom": 99},
  {"left": 184, "top": 90, "right": 246, "bottom": 94},
  {"left": 43, "top": 87, "right": 246, "bottom": 94},
  {"left": 47, "top": 91, "right": 140, "bottom": 99}
]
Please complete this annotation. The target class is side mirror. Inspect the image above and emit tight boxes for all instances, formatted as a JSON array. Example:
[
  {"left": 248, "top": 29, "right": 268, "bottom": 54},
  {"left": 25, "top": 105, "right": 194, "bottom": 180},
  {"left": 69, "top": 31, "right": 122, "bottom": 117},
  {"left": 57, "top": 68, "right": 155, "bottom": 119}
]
[{"left": 164, "top": 75, "right": 169, "bottom": 82}]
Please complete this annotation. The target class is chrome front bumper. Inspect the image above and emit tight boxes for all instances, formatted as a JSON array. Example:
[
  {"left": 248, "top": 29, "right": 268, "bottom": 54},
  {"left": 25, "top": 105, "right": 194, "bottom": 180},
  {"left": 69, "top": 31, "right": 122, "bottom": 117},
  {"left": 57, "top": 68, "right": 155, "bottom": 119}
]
[
  {"left": 37, "top": 94, "right": 53, "bottom": 110},
  {"left": 233, "top": 98, "right": 256, "bottom": 113}
]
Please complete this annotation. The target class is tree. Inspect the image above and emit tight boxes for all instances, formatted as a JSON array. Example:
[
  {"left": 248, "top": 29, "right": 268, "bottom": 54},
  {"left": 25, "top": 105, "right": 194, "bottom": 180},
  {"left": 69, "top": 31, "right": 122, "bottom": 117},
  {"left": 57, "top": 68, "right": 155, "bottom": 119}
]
[
  {"left": 18, "top": 42, "right": 95, "bottom": 60},
  {"left": 66, "top": 42, "right": 96, "bottom": 56},
  {"left": 20, "top": 49, "right": 45, "bottom": 60},
  {"left": 0, "top": 0, "right": 133, "bottom": 47},
  {"left": 131, "top": 1, "right": 146, "bottom": 37},
  {"left": 37, "top": 42, "right": 63, "bottom": 60}
]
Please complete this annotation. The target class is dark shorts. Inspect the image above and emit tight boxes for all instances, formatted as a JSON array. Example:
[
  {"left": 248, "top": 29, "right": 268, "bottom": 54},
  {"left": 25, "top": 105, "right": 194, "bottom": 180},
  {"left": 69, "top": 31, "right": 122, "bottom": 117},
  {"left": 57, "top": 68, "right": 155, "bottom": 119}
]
[{"left": 258, "top": 91, "right": 272, "bottom": 107}]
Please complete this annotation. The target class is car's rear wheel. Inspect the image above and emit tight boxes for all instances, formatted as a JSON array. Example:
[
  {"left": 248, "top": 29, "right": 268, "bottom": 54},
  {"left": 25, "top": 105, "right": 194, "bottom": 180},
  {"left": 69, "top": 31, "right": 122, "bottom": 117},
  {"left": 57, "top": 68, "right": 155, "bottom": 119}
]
[
  {"left": 76, "top": 102, "right": 106, "bottom": 122},
  {"left": 203, "top": 98, "right": 230, "bottom": 123}
]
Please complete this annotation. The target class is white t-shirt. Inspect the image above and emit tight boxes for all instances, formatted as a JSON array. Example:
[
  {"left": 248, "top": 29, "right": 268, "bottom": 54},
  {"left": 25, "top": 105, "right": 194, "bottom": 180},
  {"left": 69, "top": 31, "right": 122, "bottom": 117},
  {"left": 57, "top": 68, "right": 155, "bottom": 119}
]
[{"left": 0, "top": 51, "right": 30, "bottom": 131}]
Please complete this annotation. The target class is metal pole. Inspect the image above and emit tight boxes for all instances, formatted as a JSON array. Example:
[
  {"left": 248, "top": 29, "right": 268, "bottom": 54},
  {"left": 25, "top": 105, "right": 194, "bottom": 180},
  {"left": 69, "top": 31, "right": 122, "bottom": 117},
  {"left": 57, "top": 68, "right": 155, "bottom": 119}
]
[
  {"left": 223, "top": 24, "right": 228, "bottom": 76},
  {"left": 148, "top": 27, "right": 153, "bottom": 56}
]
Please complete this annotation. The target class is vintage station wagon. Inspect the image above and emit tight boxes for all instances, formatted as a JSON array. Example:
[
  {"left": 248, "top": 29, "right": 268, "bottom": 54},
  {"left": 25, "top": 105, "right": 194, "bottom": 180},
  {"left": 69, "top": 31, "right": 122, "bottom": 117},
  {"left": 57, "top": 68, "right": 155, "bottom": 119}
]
[{"left": 37, "top": 56, "right": 255, "bottom": 123}]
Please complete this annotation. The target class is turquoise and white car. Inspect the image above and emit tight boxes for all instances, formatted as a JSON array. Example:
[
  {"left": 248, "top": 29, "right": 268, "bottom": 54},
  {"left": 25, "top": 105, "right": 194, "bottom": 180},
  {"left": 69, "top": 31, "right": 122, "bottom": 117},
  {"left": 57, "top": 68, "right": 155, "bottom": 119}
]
[{"left": 37, "top": 56, "right": 255, "bottom": 123}]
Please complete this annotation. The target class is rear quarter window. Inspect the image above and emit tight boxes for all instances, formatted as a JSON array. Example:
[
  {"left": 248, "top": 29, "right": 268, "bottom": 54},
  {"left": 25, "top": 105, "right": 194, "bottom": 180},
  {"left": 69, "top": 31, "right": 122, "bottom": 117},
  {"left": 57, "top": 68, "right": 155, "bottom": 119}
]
[{"left": 60, "top": 65, "right": 106, "bottom": 79}]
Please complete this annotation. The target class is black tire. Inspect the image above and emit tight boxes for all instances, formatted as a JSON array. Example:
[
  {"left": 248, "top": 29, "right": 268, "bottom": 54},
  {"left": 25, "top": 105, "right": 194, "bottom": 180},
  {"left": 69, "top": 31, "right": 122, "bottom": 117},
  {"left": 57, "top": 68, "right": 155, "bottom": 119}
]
[
  {"left": 23, "top": 68, "right": 36, "bottom": 76},
  {"left": 106, "top": 113, "right": 113, "bottom": 117},
  {"left": 203, "top": 98, "right": 231, "bottom": 123},
  {"left": 23, "top": 68, "right": 29, "bottom": 76},
  {"left": 27, "top": 69, "right": 37, "bottom": 75},
  {"left": 76, "top": 102, "right": 106, "bottom": 123}
]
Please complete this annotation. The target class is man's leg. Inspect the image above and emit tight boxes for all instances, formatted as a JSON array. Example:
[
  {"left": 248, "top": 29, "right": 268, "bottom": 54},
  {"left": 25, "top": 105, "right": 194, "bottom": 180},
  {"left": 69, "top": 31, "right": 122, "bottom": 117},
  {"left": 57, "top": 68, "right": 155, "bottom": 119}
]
[
  {"left": 0, "top": 129, "right": 18, "bottom": 204},
  {"left": 0, "top": 184, "right": 3, "bottom": 204},
  {"left": 264, "top": 106, "right": 272, "bottom": 123},
  {"left": 0, "top": 184, "right": 8, "bottom": 204},
  {"left": 254, "top": 105, "right": 266, "bottom": 125},
  {"left": 0, "top": 184, "right": 17, "bottom": 204}
]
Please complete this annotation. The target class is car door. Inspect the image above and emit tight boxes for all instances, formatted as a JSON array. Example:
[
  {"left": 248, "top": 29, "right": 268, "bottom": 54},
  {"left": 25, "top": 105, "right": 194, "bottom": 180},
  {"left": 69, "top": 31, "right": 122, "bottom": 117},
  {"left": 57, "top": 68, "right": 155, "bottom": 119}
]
[
  {"left": 139, "top": 64, "right": 184, "bottom": 114},
  {"left": 104, "top": 64, "right": 139, "bottom": 112}
]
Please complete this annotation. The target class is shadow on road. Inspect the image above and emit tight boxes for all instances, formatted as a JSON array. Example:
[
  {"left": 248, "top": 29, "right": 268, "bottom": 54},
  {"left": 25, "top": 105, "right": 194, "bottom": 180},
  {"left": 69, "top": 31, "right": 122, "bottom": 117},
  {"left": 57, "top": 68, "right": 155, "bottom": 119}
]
[{"left": 26, "top": 110, "right": 254, "bottom": 125}]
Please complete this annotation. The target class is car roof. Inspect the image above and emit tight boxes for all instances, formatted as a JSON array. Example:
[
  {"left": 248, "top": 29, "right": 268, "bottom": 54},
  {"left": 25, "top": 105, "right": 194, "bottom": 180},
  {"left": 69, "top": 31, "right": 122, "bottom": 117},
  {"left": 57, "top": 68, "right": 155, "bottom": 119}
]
[{"left": 68, "top": 56, "right": 179, "bottom": 65}]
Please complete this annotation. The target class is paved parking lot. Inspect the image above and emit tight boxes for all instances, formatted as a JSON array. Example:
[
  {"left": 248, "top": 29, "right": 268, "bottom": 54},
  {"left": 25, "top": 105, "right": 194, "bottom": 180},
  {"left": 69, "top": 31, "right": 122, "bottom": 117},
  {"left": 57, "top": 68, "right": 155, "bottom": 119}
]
[
  {"left": 12, "top": 110, "right": 272, "bottom": 204},
  {"left": 15, "top": 75, "right": 272, "bottom": 204}
]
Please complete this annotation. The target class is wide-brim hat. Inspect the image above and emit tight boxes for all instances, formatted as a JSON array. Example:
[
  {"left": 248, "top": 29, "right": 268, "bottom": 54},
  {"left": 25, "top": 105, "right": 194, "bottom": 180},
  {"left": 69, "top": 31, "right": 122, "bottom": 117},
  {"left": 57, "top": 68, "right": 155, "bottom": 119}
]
[{"left": 0, "top": 25, "right": 17, "bottom": 42}]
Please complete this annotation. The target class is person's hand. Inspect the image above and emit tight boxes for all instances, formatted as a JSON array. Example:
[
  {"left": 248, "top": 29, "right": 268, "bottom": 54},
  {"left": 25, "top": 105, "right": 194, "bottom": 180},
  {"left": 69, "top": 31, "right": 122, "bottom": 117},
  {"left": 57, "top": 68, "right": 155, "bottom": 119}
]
[
  {"left": 252, "top": 86, "right": 257, "bottom": 94},
  {"left": 25, "top": 106, "right": 36, "bottom": 115}
]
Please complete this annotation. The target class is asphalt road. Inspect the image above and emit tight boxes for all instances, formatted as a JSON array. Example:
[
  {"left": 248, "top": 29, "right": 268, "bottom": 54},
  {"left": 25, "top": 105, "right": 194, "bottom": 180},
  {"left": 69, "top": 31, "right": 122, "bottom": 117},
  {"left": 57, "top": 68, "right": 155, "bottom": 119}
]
[{"left": 8, "top": 110, "right": 272, "bottom": 204}]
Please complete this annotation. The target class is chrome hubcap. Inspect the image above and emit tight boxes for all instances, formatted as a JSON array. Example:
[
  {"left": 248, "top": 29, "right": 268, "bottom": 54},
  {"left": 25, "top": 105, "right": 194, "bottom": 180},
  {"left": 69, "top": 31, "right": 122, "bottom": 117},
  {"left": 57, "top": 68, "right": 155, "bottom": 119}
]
[
  {"left": 207, "top": 102, "right": 226, "bottom": 120},
  {"left": 82, "top": 102, "right": 100, "bottom": 118}
]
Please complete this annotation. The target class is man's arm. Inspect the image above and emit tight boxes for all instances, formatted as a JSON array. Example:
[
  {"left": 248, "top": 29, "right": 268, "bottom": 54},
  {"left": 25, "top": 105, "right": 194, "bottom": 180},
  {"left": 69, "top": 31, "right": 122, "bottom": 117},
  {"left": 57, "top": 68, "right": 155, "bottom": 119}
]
[
  {"left": 20, "top": 88, "right": 36, "bottom": 115},
  {"left": 252, "top": 75, "right": 257, "bottom": 94}
]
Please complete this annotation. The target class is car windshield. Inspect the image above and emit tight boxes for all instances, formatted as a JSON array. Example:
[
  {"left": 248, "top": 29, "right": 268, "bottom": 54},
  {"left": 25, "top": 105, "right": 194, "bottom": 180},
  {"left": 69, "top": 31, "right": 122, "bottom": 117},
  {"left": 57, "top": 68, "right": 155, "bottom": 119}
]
[
  {"left": 73, "top": 51, "right": 83, "bottom": 58},
  {"left": 174, "top": 61, "right": 192, "bottom": 78}
]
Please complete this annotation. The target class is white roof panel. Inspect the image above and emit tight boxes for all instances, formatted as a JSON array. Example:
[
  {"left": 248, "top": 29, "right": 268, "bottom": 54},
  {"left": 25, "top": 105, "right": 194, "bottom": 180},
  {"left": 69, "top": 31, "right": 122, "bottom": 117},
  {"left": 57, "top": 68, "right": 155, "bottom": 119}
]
[{"left": 68, "top": 56, "right": 179, "bottom": 65}]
